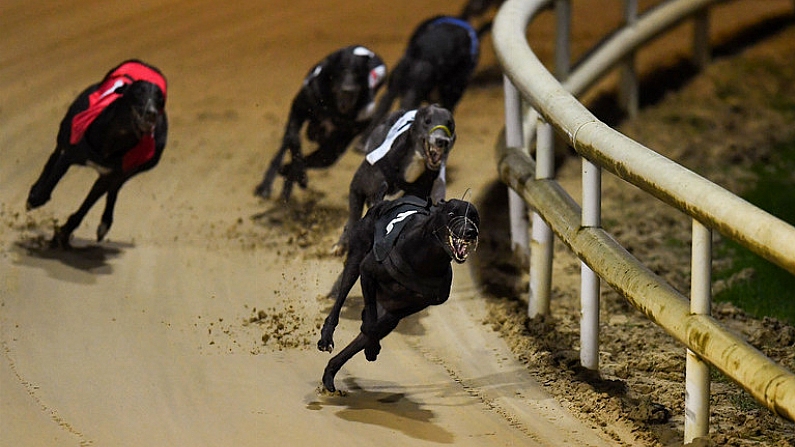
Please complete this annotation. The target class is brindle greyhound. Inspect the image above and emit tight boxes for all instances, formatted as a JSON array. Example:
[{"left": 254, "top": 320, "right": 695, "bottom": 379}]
[
  {"left": 332, "top": 104, "right": 456, "bottom": 256},
  {"left": 254, "top": 45, "right": 386, "bottom": 202},
  {"left": 26, "top": 59, "right": 168, "bottom": 248},
  {"left": 318, "top": 195, "right": 480, "bottom": 393}
]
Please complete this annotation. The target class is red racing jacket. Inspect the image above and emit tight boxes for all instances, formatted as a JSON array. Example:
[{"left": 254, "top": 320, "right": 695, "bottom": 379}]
[{"left": 70, "top": 61, "right": 167, "bottom": 172}]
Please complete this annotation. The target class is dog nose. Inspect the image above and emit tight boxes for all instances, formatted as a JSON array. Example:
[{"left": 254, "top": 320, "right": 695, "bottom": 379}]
[
  {"left": 143, "top": 108, "right": 158, "bottom": 124},
  {"left": 429, "top": 124, "right": 454, "bottom": 152},
  {"left": 435, "top": 137, "right": 450, "bottom": 150}
]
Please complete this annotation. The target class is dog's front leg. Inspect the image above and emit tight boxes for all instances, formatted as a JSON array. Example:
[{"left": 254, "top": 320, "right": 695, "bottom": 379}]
[
  {"left": 359, "top": 272, "right": 382, "bottom": 361},
  {"left": 27, "top": 146, "right": 74, "bottom": 210},
  {"left": 52, "top": 174, "right": 112, "bottom": 249},
  {"left": 256, "top": 108, "right": 304, "bottom": 199},
  {"left": 96, "top": 171, "right": 133, "bottom": 241},
  {"left": 318, "top": 251, "right": 364, "bottom": 352}
]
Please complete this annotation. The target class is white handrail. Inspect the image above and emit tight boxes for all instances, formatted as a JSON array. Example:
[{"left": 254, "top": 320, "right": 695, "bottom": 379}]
[{"left": 492, "top": 0, "right": 795, "bottom": 436}]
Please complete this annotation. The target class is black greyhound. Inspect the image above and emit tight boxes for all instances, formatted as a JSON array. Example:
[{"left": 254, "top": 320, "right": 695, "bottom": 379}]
[
  {"left": 255, "top": 45, "right": 387, "bottom": 202},
  {"left": 332, "top": 104, "right": 456, "bottom": 256},
  {"left": 26, "top": 59, "right": 168, "bottom": 248},
  {"left": 318, "top": 195, "right": 480, "bottom": 393},
  {"left": 357, "top": 16, "right": 478, "bottom": 150}
]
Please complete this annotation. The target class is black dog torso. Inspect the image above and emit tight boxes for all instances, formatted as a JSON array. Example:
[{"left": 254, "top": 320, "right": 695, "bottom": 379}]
[
  {"left": 373, "top": 195, "right": 428, "bottom": 262},
  {"left": 372, "top": 196, "right": 452, "bottom": 301}
]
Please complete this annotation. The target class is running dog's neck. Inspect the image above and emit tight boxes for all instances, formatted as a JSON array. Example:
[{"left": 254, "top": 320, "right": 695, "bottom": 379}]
[{"left": 403, "top": 150, "right": 427, "bottom": 183}]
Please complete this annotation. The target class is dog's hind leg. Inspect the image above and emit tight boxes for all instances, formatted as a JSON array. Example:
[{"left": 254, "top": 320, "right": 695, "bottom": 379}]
[
  {"left": 300, "top": 135, "right": 350, "bottom": 169},
  {"left": 331, "top": 190, "right": 365, "bottom": 256},
  {"left": 438, "top": 76, "right": 469, "bottom": 114},
  {"left": 322, "top": 332, "right": 367, "bottom": 392},
  {"left": 321, "top": 312, "right": 401, "bottom": 392}
]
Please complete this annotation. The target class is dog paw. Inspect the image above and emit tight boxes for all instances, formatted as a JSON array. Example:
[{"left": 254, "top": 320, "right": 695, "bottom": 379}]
[
  {"left": 254, "top": 181, "right": 272, "bottom": 199},
  {"left": 317, "top": 337, "right": 334, "bottom": 353},
  {"left": 364, "top": 341, "right": 381, "bottom": 362},
  {"left": 322, "top": 370, "right": 338, "bottom": 393},
  {"left": 26, "top": 194, "right": 49, "bottom": 211},
  {"left": 49, "top": 231, "right": 72, "bottom": 250},
  {"left": 97, "top": 222, "right": 110, "bottom": 242}
]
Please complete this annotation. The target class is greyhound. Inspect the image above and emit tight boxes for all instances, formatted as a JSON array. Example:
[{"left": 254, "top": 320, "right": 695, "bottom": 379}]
[
  {"left": 26, "top": 59, "right": 168, "bottom": 248},
  {"left": 332, "top": 104, "right": 456, "bottom": 256},
  {"left": 254, "top": 45, "right": 387, "bottom": 202},
  {"left": 318, "top": 195, "right": 480, "bottom": 393},
  {"left": 357, "top": 15, "right": 479, "bottom": 150}
]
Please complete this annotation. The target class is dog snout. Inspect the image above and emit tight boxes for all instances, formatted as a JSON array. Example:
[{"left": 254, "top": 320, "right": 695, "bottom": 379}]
[
  {"left": 334, "top": 74, "right": 361, "bottom": 114},
  {"left": 433, "top": 136, "right": 451, "bottom": 151},
  {"left": 144, "top": 107, "right": 159, "bottom": 124},
  {"left": 429, "top": 130, "right": 453, "bottom": 153}
]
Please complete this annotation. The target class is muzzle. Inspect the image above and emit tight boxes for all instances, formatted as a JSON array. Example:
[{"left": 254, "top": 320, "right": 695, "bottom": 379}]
[
  {"left": 445, "top": 215, "right": 478, "bottom": 264},
  {"left": 335, "top": 73, "right": 361, "bottom": 115},
  {"left": 133, "top": 97, "right": 160, "bottom": 135},
  {"left": 424, "top": 125, "right": 453, "bottom": 170}
]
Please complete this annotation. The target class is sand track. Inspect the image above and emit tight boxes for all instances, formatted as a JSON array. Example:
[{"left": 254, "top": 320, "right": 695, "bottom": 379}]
[
  {"left": 3, "top": 1, "right": 793, "bottom": 445},
  {"left": 0, "top": 1, "right": 613, "bottom": 445}
]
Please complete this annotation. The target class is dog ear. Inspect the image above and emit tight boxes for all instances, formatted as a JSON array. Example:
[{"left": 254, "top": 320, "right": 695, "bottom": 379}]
[
  {"left": 114, "top": 83, "right": 130, "bottom": 95},
  {"left": 425, "top": 196, "right": 435, "bottom": 209}
]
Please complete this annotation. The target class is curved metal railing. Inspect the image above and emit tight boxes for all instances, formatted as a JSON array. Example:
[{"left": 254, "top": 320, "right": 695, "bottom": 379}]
[{"left": 491, "top": 0, "right": 795, "bottom": 439}]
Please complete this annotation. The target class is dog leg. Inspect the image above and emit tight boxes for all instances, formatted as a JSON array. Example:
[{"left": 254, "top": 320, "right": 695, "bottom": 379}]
[
  {"left": 318, "top": 249, "right": 366, "bottom": 352},
  {"left": 358, "top": 272, "right": 381, "bottom": 359},
  {"left": 322, "top": 311, "right": 404, "bottom": 392},
  {"left": 278, "top": 155, "right": 307, "bottom": 202},
  {"left": 322, "top": 332, "right": 368, "bottom": 392},
  {"left": 27, "top": 146, "right": 72, "bottom": 210},
  {"left": 255, "top": 144, "right": 289, "bottom": 199},
  {"left": 438, "top": 75, "right": 469, "bottom": 114},
  {"left": 332, "top": 189, "right": 365, "bottom": 256},
  {"left": 301, "top": 135, "right": 350, "bottom": 170},
  {"left": 51, "top": 175, "right": 112, "bottom": 249},
  {"left": 256, "top": 112, "right": 303, "bottom": 199},
  {"left": 97, "top": 175, "right": 128, "bottom": 241}
]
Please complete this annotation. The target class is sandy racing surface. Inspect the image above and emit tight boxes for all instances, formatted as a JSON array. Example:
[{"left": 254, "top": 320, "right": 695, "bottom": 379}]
[
  {"left": 0, "top": 0, "right": 614, "bottom": 445},
  {"left": 3, "top": 0, "right": 795, "bottom": 445}
]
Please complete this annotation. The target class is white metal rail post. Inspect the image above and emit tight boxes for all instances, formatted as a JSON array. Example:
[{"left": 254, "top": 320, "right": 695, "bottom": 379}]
[
  {"left": 531, "top": 118, "right": 555, "bottom": 317},
  {"left": 581, "top": 157, "right": 602, "bottom": 370},
  {"left": 503, "top": 78, "right": 529, "bottom": 254},
  {"left": 685, "top": 220, "right": 712, "bottom": 442},
  {"left": 527, "top": 0, "right": 572, "bottom": 318},
  {"left": 686, "top": 8, "right": 712, "bottom": 440}
]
